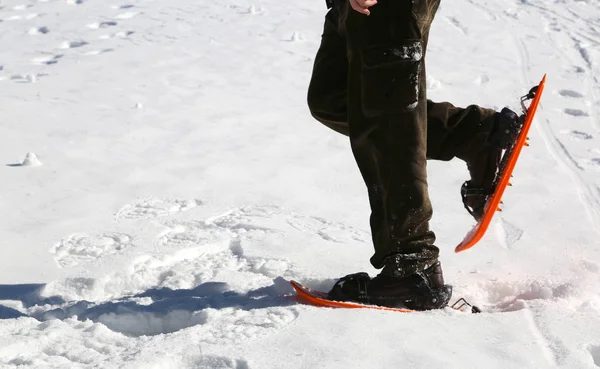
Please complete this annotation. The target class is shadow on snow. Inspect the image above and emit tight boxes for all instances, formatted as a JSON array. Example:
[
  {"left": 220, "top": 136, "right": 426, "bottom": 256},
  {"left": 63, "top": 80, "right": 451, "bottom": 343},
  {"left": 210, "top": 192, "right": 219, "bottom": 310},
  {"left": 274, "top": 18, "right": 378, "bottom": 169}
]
[{"left": 0, "top": 279, "right": 296, "bottom": 336}]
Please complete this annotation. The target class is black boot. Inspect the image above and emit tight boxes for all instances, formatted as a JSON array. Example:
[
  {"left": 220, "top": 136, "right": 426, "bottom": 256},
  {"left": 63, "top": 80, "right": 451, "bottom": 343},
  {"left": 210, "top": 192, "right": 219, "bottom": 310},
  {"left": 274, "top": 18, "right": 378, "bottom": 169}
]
[
  {"left": 327, "top": 262, "right": 452, "bottom": 310},
  {"left": 461, "top": 108, "right": 521, "bottom": 221}
]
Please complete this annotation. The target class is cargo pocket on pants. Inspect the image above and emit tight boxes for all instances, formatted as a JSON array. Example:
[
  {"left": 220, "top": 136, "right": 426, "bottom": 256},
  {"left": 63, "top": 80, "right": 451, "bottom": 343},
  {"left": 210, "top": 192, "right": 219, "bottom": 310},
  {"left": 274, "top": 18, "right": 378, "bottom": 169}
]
[{"left": 360, "top": 40, "right": 423, "bottom": 117}]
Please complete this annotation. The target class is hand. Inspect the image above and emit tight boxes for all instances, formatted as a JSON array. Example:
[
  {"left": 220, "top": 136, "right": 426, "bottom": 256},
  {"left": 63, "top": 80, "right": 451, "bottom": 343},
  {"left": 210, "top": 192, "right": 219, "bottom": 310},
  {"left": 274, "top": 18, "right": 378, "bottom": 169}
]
[{"left": 349, "top": 0, "right": 378, "bottom": 15}]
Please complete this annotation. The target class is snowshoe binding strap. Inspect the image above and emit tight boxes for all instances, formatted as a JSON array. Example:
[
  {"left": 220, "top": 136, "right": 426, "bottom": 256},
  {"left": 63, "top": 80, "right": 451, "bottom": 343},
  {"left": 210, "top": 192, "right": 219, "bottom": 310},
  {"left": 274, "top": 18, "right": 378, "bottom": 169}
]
[
  {"left": 327, "top": 272, "right": 371, "bottom": 302},
  {"left": 521, "top": 85, "right": 539, "bottom": 113},
  {"left": 489, "top": 108, "right": 521, "bottom": 149},
  {"left": 402, "top": 272, "right": 453, "bottom": 311},
  {"left": 328, "top": 268, "right": 453, "bottom": 310},
  {"left": 461, "top": 181, "right": 489, "bottom": 221},
  {"left": 462, "top": 108, "right": 522, "bottom": 221}
]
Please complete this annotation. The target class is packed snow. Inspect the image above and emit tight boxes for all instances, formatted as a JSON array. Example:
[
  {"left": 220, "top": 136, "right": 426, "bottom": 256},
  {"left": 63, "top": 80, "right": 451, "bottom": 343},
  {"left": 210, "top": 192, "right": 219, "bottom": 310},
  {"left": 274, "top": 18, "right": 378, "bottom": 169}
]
[{"left": 1, "top": 0, "right": 600, "bottom": 368}]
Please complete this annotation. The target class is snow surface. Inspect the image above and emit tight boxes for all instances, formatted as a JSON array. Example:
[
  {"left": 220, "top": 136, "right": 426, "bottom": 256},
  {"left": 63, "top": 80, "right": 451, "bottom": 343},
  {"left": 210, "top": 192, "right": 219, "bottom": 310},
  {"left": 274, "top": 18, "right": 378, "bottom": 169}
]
[{"left": 1, "top": 0, "right": 600, "bottom": 368}]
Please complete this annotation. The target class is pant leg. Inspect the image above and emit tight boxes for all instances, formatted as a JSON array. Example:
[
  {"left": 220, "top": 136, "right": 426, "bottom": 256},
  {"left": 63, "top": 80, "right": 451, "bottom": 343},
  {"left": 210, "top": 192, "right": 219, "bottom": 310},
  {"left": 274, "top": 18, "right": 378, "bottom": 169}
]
[
  {"left": 344, "top": 0, "right": 441, "bottom": 277},
  {"left": 307, "top": 6, "right": 497, "bottom": 164},
  {"left": 307, "top": 1, "right": 497, "bottom": 277},
  {"left": 307, "top": 7, "right": 349, "bottom": 136},
  {"left": 426, "top": 101, "right": 497, "bottom": 162}
]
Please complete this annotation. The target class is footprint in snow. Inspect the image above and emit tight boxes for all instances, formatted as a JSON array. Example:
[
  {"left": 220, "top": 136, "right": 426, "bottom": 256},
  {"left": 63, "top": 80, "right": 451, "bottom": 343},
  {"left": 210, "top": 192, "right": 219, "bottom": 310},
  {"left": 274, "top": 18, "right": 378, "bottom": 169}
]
[
  {"left": 561, "top": 130, "right": 593, "bottom": 140},
  {"left": 42, "top": 238, "right": 298, "bottom": 337},
  {"left": 60, "top": 40, "right": 88, "bottom": 49},
  {"left": 112, "top": 4, "right": 135, "bottom": 9},
  {"left": 559, "top": 89, "right": 584, "bottom": 98},
  {"left": 199, "top": 205, "right": 368, "bottom": 245},
  {"left": 30, "top": 205, "right": 370, "bottom": 340},
  {"left": 581, "top": 260, "right": 599, "bottom": 273},
  {"left": 156, "top": 214, "right": 279, "bottom": 250},
  {"left": 10, "top": 73, "right": 44, "bottom": 83},
  {"left": 564, "top": 108, "right": 589, "bottom": 117},
  {"left": 52, "top": 232, "right": 133, "bottom": 268},
  {"left": 115, "top": 197, "right": 203, "bottom": 220},
  {"left": 28, "top": 26, "right": 50, "bottom": 35},
  {"left": 87, "top": 21, "right": 118, "bottom": 29},
  {"left": 287, "top": 213, "right": 369, "bottom": 244},
  {"left": 31, "top": 54, "right": 63, "bottom": 65}
]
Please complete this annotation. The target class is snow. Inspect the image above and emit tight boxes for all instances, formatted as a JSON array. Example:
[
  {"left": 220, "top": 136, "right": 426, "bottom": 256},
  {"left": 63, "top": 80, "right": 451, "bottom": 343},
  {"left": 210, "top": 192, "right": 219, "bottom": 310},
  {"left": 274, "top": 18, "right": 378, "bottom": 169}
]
[
  {"left": 14, "top": 152, "right": 43, "bottom": 167},
  {"left": 1, "top": 0, "right": 600, "bottom": 368}
]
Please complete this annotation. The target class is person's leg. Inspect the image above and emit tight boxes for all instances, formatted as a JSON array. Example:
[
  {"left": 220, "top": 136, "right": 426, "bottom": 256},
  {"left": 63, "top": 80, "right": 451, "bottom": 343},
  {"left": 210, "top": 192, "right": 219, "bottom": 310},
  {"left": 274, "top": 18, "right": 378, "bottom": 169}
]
[
  {"left": 307, "top": 11, "right": 502, "bottom": 167},
  {"left": 325, "top": 0, "right": 454, "bottom": 310},
  {"left": 307, "top": 7, "right": 349, "bottom": 136},
  {"left": 426, "top": 102, "right": 497, "bottom": 162},
  {"left": 426, "top": 101, "right": 521, "bottom": 220},
  {"left": 343, "top": 0, "right": 441, "bottom": 278}
]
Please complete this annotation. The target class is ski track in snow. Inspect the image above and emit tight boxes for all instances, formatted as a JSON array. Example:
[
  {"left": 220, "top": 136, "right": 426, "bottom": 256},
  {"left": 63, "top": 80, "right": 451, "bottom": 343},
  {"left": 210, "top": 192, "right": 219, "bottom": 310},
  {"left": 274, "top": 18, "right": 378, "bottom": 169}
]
[
  {"left": 532, "top": 2, "right": 600, "bottom": 233},
  {"left": 451, "top": 3, "right": 600, "bottom": 365},
  {"left": 496, "top": 0, "right": 600, "bottom": 236},
  {"left": 523, "top": 305, "right": 559, "bottom": 366},
  {"left": 444, "top": 16, "right": 468, "bottom": 35}
]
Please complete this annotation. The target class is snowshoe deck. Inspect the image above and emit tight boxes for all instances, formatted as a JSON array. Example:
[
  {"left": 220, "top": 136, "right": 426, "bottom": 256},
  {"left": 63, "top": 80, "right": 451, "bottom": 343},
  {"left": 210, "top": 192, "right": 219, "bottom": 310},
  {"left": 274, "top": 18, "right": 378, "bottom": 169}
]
[
  {"left": 291, "top": 280, "right": 414, "bottom": 312},
  {"left": 456, "top": 75, "right": 546, "bottom": 253},
  {"left": 290, "top": 281, "right": 480, "bottom": 313}
]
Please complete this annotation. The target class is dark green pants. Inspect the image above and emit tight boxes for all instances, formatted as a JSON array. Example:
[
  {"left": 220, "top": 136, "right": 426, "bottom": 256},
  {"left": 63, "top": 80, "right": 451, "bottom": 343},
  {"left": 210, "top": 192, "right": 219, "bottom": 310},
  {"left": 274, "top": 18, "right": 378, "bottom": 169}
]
[{"left": 307, "top": 1, "right": 496, "bottom": 277}]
